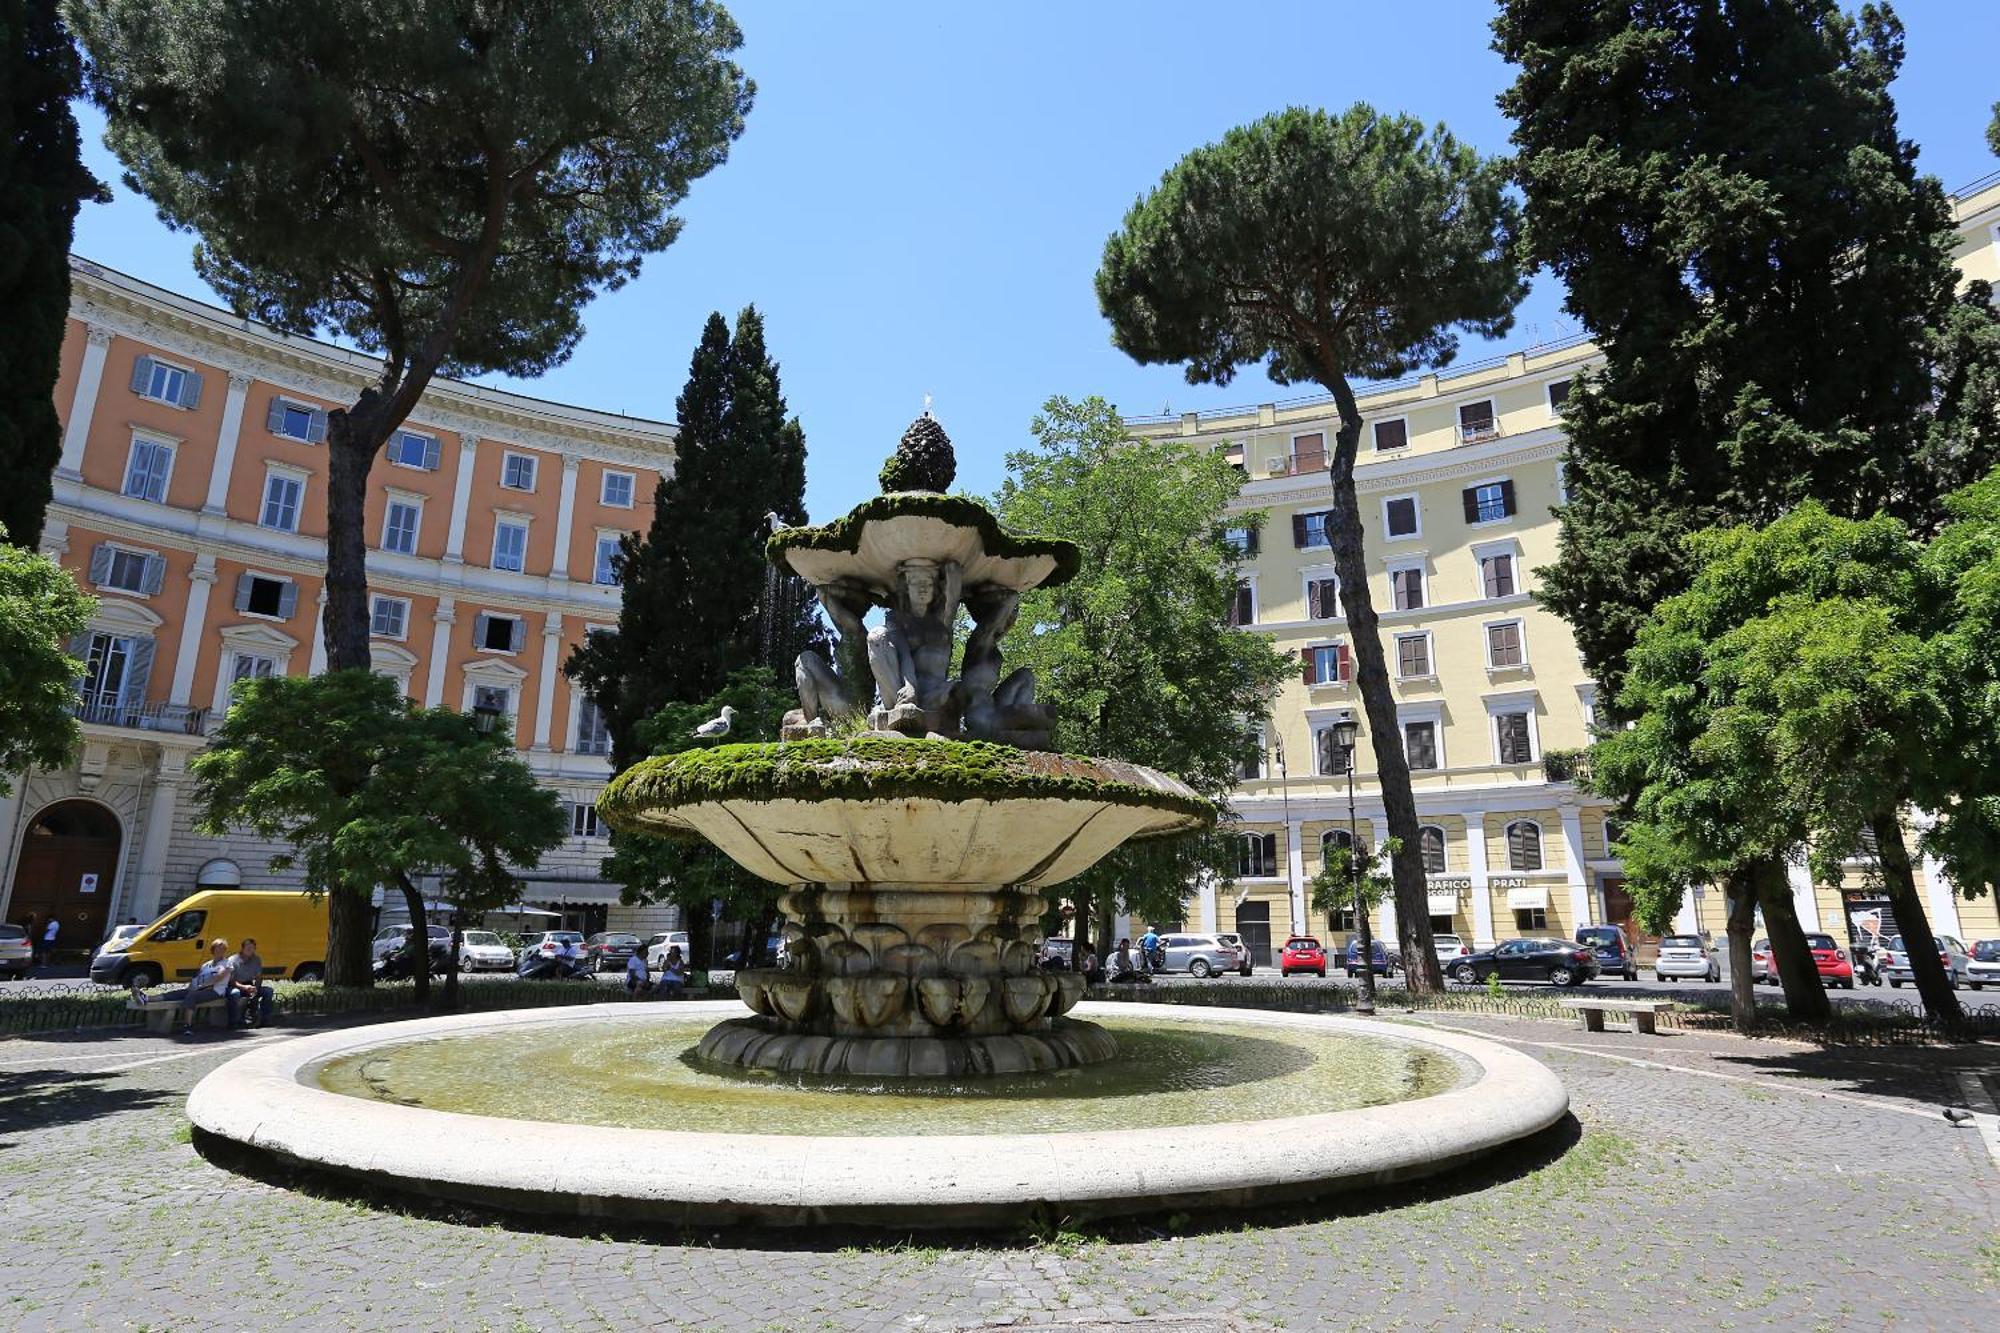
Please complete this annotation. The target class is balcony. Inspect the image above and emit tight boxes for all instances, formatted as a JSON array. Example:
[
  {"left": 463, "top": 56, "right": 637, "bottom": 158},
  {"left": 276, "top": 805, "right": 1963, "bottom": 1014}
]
[
  {"left": 1458, "top": 418, "right": 1502, "bottom": 445},
  {"left": 1264, "top": 449, "right": 1329, "bottom": 478},
  {"left": 1541, "top": 748, "right": 1589, "bottom": 785},
  {"left": 72, "top": 698, "right": 209, "bottom": 735}
]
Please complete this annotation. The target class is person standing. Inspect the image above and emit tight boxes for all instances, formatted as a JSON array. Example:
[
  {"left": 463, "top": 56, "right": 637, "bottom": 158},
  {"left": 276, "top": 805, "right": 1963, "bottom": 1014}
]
[
  {"left": 22, "top": 915, "right": 37, "bottom": 966},
  {"left": 39, "top": 916, "right": 60, "bottom": 971},
  {"left": 227, "top": 938, "right": 274, "bottom": 1028}
]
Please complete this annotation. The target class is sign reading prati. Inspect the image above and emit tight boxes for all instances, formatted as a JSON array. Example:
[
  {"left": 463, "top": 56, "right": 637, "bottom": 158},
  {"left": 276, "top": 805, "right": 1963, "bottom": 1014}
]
[{"left": 1489, "top": 875, "right": 1533, "bottom": 891}]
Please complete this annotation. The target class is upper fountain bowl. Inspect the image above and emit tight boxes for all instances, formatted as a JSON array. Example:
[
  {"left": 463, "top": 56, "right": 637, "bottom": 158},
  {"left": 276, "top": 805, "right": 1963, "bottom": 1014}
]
[{"left": 767, "top": 493, "right": 1080, "bottom": 594}]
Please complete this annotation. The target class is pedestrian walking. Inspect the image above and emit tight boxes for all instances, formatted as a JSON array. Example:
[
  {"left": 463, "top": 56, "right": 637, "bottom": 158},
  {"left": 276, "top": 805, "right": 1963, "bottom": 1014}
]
[{"left": 39, "top": 916, "right": 59, "bottom": 970}]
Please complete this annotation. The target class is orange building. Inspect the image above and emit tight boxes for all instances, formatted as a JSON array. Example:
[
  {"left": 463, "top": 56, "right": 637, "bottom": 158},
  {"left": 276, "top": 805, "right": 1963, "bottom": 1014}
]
[{"left": 0, "top": 259, "right": 678, "bottom": 947}]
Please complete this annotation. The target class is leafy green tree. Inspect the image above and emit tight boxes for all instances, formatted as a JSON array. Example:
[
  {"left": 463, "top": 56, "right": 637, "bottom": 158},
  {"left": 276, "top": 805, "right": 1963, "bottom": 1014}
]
[
  {"left": 567, "top": 308, "right": 818, "bottom": 771},
  {"left": 1095, "top": 106, "right": 1525, "bottom": 990},
  {"left": 1988, "top": 101, "right": 1999, "bottom": 157},
  {"left": 191, "top": 671, "right": 567, "bottom": 1000},
  {"left": 0, "top": 1, "right": 103, "bottom": 548},
  {"left": 995, "top": 396, "right": 1294, "bottom": 957},
  {"left": 70, "top": 0, "right": 752, "bottom": 676},
  {"left": 0, "top": 530, "right": 92, "bottom": 793}
]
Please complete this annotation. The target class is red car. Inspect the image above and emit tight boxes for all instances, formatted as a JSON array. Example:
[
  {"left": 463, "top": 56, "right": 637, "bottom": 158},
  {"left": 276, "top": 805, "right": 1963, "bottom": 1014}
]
[
  {"left": 1279, "top": 936, "right": 1327, "bottom": 978},
  {"left": 1804, "top": 933, "right": 1855, "bottom": 989}
]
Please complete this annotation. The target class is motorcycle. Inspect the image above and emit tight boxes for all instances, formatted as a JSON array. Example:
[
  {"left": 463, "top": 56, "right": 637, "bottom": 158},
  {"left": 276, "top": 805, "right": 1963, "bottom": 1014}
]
[
  {"left": 515, "top": 950, "right": 591, "bottom": 981},
  {"left": 1851, "top": 941, "right": 1882, "bottom": 987},
  {"left": 372, "top": 940, "right": 451, "bottom": 981}
]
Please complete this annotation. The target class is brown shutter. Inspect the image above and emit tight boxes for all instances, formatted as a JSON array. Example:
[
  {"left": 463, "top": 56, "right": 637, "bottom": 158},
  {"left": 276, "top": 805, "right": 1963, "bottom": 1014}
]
[
  {"left": 1301, "top": 647, "right": 1317, "bottom": 685},
  {"left": 1462, "top": 487, "right": 1479, "bottom": 523},
  {"left": 1499, "top": 479, "right": 1517, "bottom": 517},
  {"left": 1336, "top": 644, "right": 1351, "bottom": 682},
  {"left": 1292, "top": 513, "right": 1308, "bottom": 548}
]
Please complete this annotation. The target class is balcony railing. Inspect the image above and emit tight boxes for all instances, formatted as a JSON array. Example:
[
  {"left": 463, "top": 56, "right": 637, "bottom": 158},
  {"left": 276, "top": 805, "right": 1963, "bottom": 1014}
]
[
  {"left": 1541, "top": 748, "right": 1590, "bottom": 785},
  {"left": 72, "top": 698, "right": 209, "bottom": 735},
  {"left": 1458, "top": 418, "right": 1502, "bottom": 444}
]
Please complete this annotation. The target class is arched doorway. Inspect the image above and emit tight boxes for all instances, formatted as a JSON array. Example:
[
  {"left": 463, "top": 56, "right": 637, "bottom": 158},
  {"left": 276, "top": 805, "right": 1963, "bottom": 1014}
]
[{"left": 9, "top": 801, "right": 122, "bottom": 959}]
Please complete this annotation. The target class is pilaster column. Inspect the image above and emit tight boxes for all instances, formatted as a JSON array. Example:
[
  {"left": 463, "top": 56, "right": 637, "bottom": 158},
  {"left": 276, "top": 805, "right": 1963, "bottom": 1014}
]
[
  {"left": 1786, "top": 857, "right": 1823, "bottom": 932},
  {"left": 531, "top": 612, "right": 563, "bottom": 752},
  {"left": 202, "top": 372, "right": 255, "bottom": 514},
  {"left": 1559, "top": 802, "right": 1592, "bottom": 926},
  {"left": 1920, "top": 853, "right": 1964, "bottom": 938},
  {"left": 443, "top": 436, "right": 480, "bottom": 563},
  {"left": 550, "top": 455, "right": 582, "bottom": 580},
  {"left": 169, "top": 555, "right": 218, "bottom": 705},
  {"left": 1285, "top": 820, "right": 1305, "bottom": 935},
  {"left": 57, "top": 325, "right": 115, "bottom": 479},
  {"left": 1464, "top": 814, "right": 1494, "bottom": 948},
  {"left": 128, "top": 754, "right": 186, "bottom": 923},
  {"left": 307, "top": 588, "right": 328, "bottom": 675},
  {"left": 424, "top": 599, "right": 456, "bottom": 706},
  {"left": 1197, "top": 871, "right": 1218, "bottom": 934},
  {"left": 0, "top": 777, "right": 30, "bottom": 918},
  {"left": 39, "top": 518, "right": 69, "bottom": 560}
]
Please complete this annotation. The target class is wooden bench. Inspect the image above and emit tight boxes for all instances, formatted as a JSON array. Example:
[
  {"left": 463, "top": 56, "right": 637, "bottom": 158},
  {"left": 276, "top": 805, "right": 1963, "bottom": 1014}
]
[
  {"left": 1559, "top": 996, "right": 1672, "bottom": 1035},
  {"left": 128, "top": 995, "right": 230, "bottom": 1033}
]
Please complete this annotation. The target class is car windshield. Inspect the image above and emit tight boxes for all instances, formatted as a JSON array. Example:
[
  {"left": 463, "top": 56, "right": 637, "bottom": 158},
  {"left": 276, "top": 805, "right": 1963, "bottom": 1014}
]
[
  {"left": 1888, "top": 936, "right": 1907, "bottom": 951},
  {"left": 1287, "top": 938, "right": 1320, "bottom": 949},
  {"left": 463, "top": 932, "right": 501, "bottom": 946},
  {"left": 1973, "top": 941, "right": 2000, "bottom": 961},
  {"left": 1577, "top": 928, "right": 1618, "bottom": 944},
  {"left": 1663, "top": 936, "right": 1702, "bottom": 948},
  {"left": 603, "top": 935, "right": 640, "bottom": 946},
  {"left": 551, "top": 932, "right": 583, "bottom": 944},
  {"left": 1434, "top": 936, "right": 1461, "bottom": 945},
  {"left": 0, "top": 925, "right": 24, "bottom": 941},
  {"left": 1805, "top": 935, "right": 1838, "bottom": 950}
]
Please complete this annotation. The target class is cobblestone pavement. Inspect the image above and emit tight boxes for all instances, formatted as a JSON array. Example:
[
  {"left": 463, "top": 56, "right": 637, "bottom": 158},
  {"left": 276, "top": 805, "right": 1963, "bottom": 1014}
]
[{"left": 1, "top": 1010, "right": 1993, "bottom": 1332}]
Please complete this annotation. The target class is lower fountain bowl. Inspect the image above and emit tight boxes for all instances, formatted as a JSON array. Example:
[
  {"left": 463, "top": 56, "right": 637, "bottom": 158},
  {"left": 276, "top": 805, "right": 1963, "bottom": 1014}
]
[
  {"left": 696, "top": 1014, "right": 1118, "bottom": 1076},
  {"left": 187, "top": 1000, "right": 1568, "bottom": 1230}
]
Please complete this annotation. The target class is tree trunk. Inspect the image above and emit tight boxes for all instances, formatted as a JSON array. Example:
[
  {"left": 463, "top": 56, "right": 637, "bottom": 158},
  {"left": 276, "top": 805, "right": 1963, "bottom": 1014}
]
[
  {"left": 684, "top": 900, "right": 715, "bottom": 975},
  {"left": 1321, "top": 380, "right": 1440, "bottom": 993},
  {"left": 1070, "top": 884, "right": 1092, "bottom": 960},
  {"left": 443, "top": 915, "right": 462, "bottom": 1011},
  {"left": 1752, "top": 856, "right": 1831, "bottom": 1023},
  {"left": 322, "top": 407, "right": 382, "bottom": 675},
  {"left": 1723, "top": 868, "right": 1759, "bottom": 1032},
  {"left": 394, "top": 873, "right": 430, "bottom": 1007},
  {"left": 324, "top": 885, "right": 374, "bottom": 987},
  {"left": 1871, "top": 811, "right": 1962, "bottom": 1028}
]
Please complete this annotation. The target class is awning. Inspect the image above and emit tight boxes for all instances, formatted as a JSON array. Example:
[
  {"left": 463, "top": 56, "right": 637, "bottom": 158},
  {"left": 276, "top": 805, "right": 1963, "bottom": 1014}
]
[
  {"left": 493, "top": 905, "right": 563, "bottom": 918},
  {"left": 1506, "top": 885, "right": 1549, "bottom": 910},
  {"left": 1427, "top": 891, "right": 1458, "bottom": 914}
]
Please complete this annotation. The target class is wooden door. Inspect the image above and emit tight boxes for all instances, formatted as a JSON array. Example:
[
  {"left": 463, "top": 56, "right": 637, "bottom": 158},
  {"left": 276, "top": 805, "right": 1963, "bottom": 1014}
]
[{"left": 9, "top": 802, "right": 122, "bottom": 957}]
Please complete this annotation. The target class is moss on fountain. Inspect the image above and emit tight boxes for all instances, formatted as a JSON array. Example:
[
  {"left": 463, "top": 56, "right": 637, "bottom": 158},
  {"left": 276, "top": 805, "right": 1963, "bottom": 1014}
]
[
  {"left": 599, "top": 735, "right": 1215, "bottom": 834},
  {"left": 764, "top": 492, "right": 1081, "bottom": 587}
]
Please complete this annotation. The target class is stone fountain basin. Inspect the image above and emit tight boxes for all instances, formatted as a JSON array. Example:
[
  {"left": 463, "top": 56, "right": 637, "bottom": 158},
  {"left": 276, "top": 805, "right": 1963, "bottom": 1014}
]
[
  {"left": 598, "top": 738, "right": 1212, "bottom": 886},
  {"left": 186, "top": 1001, "right": 1570, "bottom": 1230}
]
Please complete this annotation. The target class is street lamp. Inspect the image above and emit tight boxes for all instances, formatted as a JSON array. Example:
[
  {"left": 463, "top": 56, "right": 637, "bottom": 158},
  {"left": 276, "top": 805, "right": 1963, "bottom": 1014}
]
[{"left": 1330, "top": 715, "right": 1377, "bottom": 1016}]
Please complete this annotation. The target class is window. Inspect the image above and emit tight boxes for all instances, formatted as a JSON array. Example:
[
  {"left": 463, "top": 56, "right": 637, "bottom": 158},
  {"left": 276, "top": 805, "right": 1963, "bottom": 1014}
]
[
  {"left": 501, "top": 452, "right": 538, "bottom": 492},
  {"left": 260, "top": 472, "right": 303, "bottom": 532},
  {"left": 387, "top": 430, "right": 440, "bottom": 471},
  {"left": 1291, "top": 510, "right": 1331, "bottom": 549},
  {"left": 1238, "top": 832, "right": 1278, "bottom": 878},
  {"left": 1373, "top": 418, "right": 1408, "bottom": 451},
  {"left": 1291, "top": 431, "right": 1326, "bottom": 470},
  {"left": 1506, "top": 821, "right": 1544, "bottom": 871},
  {"left": 594, "top": 534, "right": 621, "bottom": 586},
  {"left": 476, "top": 613, "right": 524, "bottom": 653},
  {"left": 1229, "top": 581, "right": 1255, "bottom": 627},
  {"left": 80, "top": 632, "right": 135, "bottom": 711},
  {"left": 1462, "top": 479, "right": 1516, "bottom": 525},
  {"left": 1481, "top": 552, "right": 1517, "bottom": 599},
  {"left": 1223, "top": 525, "right": 1259, "bottom": 556},
  {"left": 491, "top": 518, "right": 528, "bottom": 572},
  {"left": 571, "top": 803, "right": 604, "bottom": 839},
  {"left": 471, "top": 684, "right": 513, "bottom": 734},
  {"left": 1458, "top": 399, "right": 1498, "bottom": 442},
  {"left": 1383, "top": 496, "right": 1419, "bottom": 539},
  {"left": 1391, "top": 566, "right": 1425, "bottom": 611},
  {"left": 1496, "top": 712, "right": 1534, "bottom": 765},
  {"left": 1404, "top": 720, "right": 1439, "bottom": 771},
  {"left": 122, "top": 438, "right": 174, "bottom": 503},
  {"left": 370, "top": 596, "right": 409, "bottom": 639},
  {"left": 382, "top": 499, "right": 421, "bottom": 555},
  {"left": 1314, "top": 725, "right": 1351, "bottom": 776},
  {"left": 574, "top": 697, "right": 612, "bottom": 756},
  {"left": 1395, "top": 633, "right": 1432, "bottom": 679},
  {"left": 1322, "top": 829, "right": 1354, "bottom": 861},
  {"left": 229, "top": 651, "right": 276, "bottom": 686},
  {"left": 1237, "top": 726, "right": 1266, "bottom": 781},
  {"left": 1328, "top": 907, "right": 1360, "bottom": 932},
  {"left": 267, "top": 397, "right": 325, "bottom": 443},
  {"left": 1547, "top": 379, "right": 1572, "bottom": 415},
  {"left": 233, "top": 573, "right": 297, "bottom": 619},
  {"left": 1305, "top": 576, "right": 1340, "bottom": 620},
  {"left": 1487, "top": 621, "right": 1525, "bottom": 668},
  {"left": 1302, "top": 643, "right": 1350, "bottom": 686},
  {"left": 91, "top": 544, "right": 160, "bottom": 595},
  {"left": 152, "top": 909, "right": 207, "bottom": 942},
  {"left": 1603, "top": 816, "right": 1623, "bottom": 851},
  {"left": 1514, "top": 907, "right": 1549, "bottom": 931},
  {"left": 1419, "top": 826, "right": 1447, "bottom": 875},
  {"left": 601, "top": 470, "right": 635, "bottom": 507},
  {"left": 131, "top": 355, "right": 201, "bottom": 409}
]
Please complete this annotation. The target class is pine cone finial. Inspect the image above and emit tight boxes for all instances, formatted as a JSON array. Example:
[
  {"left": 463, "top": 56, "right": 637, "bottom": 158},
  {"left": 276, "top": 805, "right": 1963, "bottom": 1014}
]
[{"left": 878, "top": 413, "right": 957, "bottom": 493}]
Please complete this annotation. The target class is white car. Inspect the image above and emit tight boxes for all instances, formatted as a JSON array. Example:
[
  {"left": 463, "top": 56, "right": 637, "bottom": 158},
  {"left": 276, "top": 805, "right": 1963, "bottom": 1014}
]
[
  {"left": 1431, "top": 933, "right": 1472, "bottom": 965},
  {"left": 1654, "top": 933, "right": 1720, "bottom": 983},
  {"left": 1967, "top": 940, "right": 2000, "bottom": 990},
  {"left": 457, "top": 930, "right": 515, "bottom": 972},
  {"left": 94, "top": 923, "right": 145, "bottom": 962},
  {"left": 645, "top": 930, "right": 693, "bottom": 970}
]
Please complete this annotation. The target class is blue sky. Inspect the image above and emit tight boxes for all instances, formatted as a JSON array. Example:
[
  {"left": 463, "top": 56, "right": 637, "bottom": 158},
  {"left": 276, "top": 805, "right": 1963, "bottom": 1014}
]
[{"left": 71, "top": 1, "right": 2000, "bottom": 521}]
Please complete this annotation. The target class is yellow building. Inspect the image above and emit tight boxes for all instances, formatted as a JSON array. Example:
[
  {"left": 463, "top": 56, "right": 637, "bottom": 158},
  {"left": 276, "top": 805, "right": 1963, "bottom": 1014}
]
[{"left": 1123, "top": 173, "right": 2000, "bottom": 965}]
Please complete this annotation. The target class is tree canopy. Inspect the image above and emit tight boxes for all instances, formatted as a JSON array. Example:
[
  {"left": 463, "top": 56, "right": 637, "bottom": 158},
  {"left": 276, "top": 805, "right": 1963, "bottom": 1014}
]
[{"left": 0, "top": 531, "right": 92, "bottom": 795}]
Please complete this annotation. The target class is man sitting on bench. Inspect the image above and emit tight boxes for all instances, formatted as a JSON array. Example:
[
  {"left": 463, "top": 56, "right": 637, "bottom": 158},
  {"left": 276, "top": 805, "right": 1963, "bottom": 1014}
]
[
  {"left": 138, "top": 939, "right": 237, "bottom": 1036},
  {"left": 226, "top": 938, "right": 273, "bottom": 1028}
]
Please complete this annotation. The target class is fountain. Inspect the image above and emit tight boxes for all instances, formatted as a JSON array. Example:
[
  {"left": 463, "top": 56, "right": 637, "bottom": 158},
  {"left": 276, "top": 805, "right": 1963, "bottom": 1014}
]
[{"left": 184, "top": 413, "right": 1568, "bottom": 1229}]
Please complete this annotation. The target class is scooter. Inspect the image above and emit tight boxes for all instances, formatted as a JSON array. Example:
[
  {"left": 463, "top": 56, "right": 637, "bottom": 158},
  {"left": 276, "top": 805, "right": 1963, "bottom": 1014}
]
[
  {"left": 515, "top": 950, "right": 591, "bottom": 981},
  {"left": 1851, "top": 942, "right": 1882, "bottom": 987},
  {"left": 372, "top": 941, "right": 451, "bottom": 981}
]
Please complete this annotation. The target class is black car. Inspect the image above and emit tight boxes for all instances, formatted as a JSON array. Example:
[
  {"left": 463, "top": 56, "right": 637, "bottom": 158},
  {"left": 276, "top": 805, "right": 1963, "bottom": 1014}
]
[
  {"left": 1450, "top": 937, "right": 1600, "bottom": 988},
  {"left": 1575, "top": 924, "right": 1639, "bottom": 982},
  {"left": 582, "top": 932, "right": 641, "bottom": 973}
]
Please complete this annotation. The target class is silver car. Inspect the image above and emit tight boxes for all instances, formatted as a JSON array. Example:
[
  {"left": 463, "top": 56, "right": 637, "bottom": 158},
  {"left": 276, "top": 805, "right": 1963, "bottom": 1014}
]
[
  {"left": 1883, "top": 934, "right": 1973, "bottom": 989},
  {"left": 0, "top": 924, "right": 30, "bottom": 979},
  {"left": 1967, "top": 940, "right": 2000, "bottom": 991},
  {"left": 1654, "top": 933, "right": 1720, "bottom": 983},
  {"left": 1214, "top": 932, "right": 1255, "bottom": 976},
  {"left": 1159, "top": 932, "right": 1247, "bottom": 979}
]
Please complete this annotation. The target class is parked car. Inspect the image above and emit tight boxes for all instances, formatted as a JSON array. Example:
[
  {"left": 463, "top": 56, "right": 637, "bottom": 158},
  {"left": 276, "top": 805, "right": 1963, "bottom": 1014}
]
[
  {"left": 0, "top": 924, "right": 30, "bottom": 979},
  {"left": 1967, "top": 940, "right": 2000, "bottom": 990},
  {"left": 1450, "top": 937, "right": 1600, "bottom": 988},
  {"left": 1802, "top": 932, "right": 1855, "bottom": 989},
  {"left": 723, "top": 934, "right": 788, "bottom": 968},
  {"left": 1279, "top": 936, "right": 1327, "bottom": 978},
  {"left": 582, "top": 933, "right": 641, "bottom": 973},
  {"left": 373, "top": 923, "right": 450, "bottom": 963},
  {"left": 1431, "top": 933, "right": 1472, "bottom": 966},
  {"left": 1158, "top": 932, "right": 1247, "bottom": 978},
  {"left": 1751, "top": 938, "right": 1774, "bottom": 984},
  {"left": 643, "top": 930, "right": 694, "bottom": 970},
  {"left": 1654, "top": 933, "right": 1720, "bottom": 983},
  {"left": 1344, "top": 939, "right": 1396, "bottom": 979},
  {"left": 1214, "top": 932, "right": 1254, "bottom": 975},
  {"left": 1882, "top": 934, "right": 1973, "bottom": 989},
  {"left": 1576, "top": 925, "right": 1639, "bottom": 982},
  {"left": 94, "top": 924, "right": 145, "bottom": 963},
  {"left": 456, "top": 930, "right": 515, "bottom": 972},
  {"left": 524, "top": 930, "right": 586, "bottom": 960}
]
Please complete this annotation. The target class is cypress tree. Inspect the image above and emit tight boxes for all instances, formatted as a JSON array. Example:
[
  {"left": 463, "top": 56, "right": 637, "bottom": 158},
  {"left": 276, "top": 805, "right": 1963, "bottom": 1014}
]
[{"left": 0, "top": 1, "right": 103, "bottom": 548}]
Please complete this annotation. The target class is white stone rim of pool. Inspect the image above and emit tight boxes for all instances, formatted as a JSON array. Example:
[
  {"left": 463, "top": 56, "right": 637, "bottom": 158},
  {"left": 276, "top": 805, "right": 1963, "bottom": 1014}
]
[{"left": 187, "top": 1000, "right": 1569, "bottom": 1225}]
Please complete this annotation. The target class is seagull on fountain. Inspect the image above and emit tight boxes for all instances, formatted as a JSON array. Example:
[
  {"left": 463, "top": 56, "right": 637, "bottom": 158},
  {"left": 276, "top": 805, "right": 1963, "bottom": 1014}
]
[
  {"left": 766, "top": 510, "right": 787, "bottom": 534},
  {"left": 693, "top": 705, "right": 737, "bottom": 740}
]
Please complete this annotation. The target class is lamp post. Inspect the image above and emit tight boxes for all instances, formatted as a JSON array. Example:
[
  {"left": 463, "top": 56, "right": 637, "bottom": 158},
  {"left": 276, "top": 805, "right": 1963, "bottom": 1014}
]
[
  {"left": 1274, "top": 735, "right": 1298, "bottom": 941},
  {"left": 1331, "top": 716, "right": 1377, "bottom": 1016}
]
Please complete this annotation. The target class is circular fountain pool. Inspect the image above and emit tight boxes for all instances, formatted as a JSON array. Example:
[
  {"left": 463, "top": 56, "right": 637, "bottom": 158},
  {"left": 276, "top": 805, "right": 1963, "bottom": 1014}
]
[{"left": 189, "top": 1000, "right": 1568, "bottom": 1229}]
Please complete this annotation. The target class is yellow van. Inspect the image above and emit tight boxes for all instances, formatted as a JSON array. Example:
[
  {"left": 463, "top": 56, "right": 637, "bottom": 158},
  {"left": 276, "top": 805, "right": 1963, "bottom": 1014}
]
[{"left": 89, "top": 890, "right": 329, "bottom": 988}]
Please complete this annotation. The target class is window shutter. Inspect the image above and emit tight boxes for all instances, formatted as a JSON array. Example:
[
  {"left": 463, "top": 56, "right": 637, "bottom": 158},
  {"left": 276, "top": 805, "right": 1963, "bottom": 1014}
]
[
  {"left": 266, "top": 397, "right": 288, "bottom": 433},
  {"left": 307, "top": 408, "right": 328, "bottom": 444},
  {"left": 129, "top": 355, "right": 153, "bottom": 394},
  {"left": 1291, "top": 513, "right": 1307, "bottom": 548},
  {"left": 1499, "top": 479, "right": 1517, "bottom": 517},
  {"left": 234, "top": 573, "right": 255, "bottom": 612},
  {"left": 473, "top": 612, "right": 491, "bottom": 647},
  {"left": 423, "top": 436, "right": 441, "bottom": 470},
  {"left": 122, "top": 637, "right": 156, "bottom": 710},
  {"left": 509, "top": 617, "right": 527, "bottom": 653},
  {"left": 141, "top": 554, "right": 167, "bottom": 596},
  {"left": 1336, "top": 644, "right": 1352, "bottom": 682},
  {"left": 88, "top": 543, "right": 113, "bottom": 585},
  {"left": 178, "top": 371, "right": 203, "bottom": 410},
  {"left": 1300, "top": 646, "right": 1317, "bottom": 685},
  {"left": 276, "top": 581, "right": 299, "bottom": 619},
  {"left": 1461, "top": 487, "right": 1479, "bottom": 524}
]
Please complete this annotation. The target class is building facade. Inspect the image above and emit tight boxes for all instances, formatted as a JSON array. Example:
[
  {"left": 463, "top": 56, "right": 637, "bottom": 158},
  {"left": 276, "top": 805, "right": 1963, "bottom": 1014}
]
[
  {"left": 0, "top": 260, "right": 678, "bottom": 948},
  {"left": 1127, "top": 174, "right": 2000, "bottom": 966}
]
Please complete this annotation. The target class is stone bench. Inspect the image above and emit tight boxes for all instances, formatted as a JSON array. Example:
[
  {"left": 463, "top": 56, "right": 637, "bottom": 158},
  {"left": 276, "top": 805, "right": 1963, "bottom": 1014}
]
[
  {"left": 128, "top": 995, "right": 230, "bottom": 1033},
  {"left": 1559, "top": 996, "right": 1672, "bottom": 1035}
]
